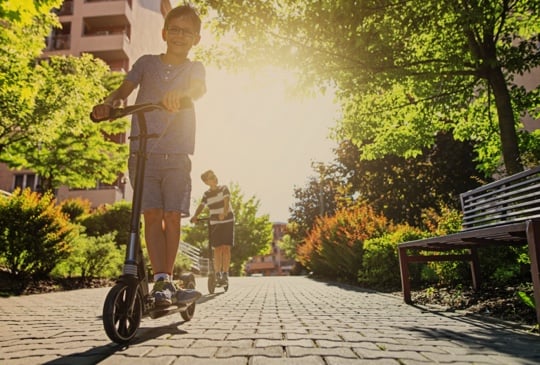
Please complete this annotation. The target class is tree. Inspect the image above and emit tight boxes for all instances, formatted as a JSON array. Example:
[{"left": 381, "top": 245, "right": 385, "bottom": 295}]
[
  {"left": 0, "top": 2, "right": 126, "bottom": 192},
  {"left": 289, "top": 161, "right": 342, "bottom": 240},
  {"left": 195, "top": 0, "right": 540, "bottom": 175},
  {"left": 183, "top": 182, "right": 273, "bottom": 275},
  {"left": 333, "top": 134, "right": 484, "bottom": 226},
  {"left": 0, "top": 0, "right": 62, "bottom": 153},
  {"left": 2, "top": 55, "right": 128, "bottom": 191}
]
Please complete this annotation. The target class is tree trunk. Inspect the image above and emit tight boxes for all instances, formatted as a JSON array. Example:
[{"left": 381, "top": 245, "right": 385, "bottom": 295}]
[{"left": 489, "top": 66, "right": 523, "bottom": 175}]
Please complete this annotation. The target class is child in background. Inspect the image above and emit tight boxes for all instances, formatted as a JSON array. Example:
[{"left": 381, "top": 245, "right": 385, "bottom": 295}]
[{"left": 191, "top": 170, "right": 235, "bottom": 284}]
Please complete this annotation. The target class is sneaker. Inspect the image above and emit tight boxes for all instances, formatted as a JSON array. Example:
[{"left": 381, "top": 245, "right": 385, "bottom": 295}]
[
  {"left": 176, "top": 289, "right": 202, "bottom": 305},
  {"left": 215, "top": 272, "right": 222, "bottom": 282},
  {"left": 152, "top": 278, "right": 175, "bottom": 307},
  {"left": 222, "top": 272, "right": 229, "bottom": 284}
]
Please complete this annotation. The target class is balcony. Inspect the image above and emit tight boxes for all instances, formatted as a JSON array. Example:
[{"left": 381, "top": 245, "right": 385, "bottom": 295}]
[
  {"left": 54, "top": 0, "right": 74, "bottom": 16},
  {"left": 46, "top": 34, "right": 71, "bottom": 51},
  {"left": 82, "top": 0, "right": 133, "bottom": 19},
  {"left": 80, "top": 33, "right": 130, "bottom": 68}
]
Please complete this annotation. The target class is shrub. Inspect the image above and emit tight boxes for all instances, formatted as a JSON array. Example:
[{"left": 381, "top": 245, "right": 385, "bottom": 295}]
[
  {"left": 60, "top": 198, "right": 92, "bottom": 222},
  {"left": 360, "top": 224, "right": 425, "bottom": 290},
  {"left": 0, "top": 189, "right": 76, "bottom": 278},
  {"left": 480, "top": 245, "right": 528, "bottom": 285},
  {"left": 298, "top": 204, "right": 388, "bottom": 282},
  {"left": 421, "top": 204, "right": 469, "bottom": 286},
  {"left": 173, "top": 252, "right": 193, "bottom": 278},
  {"left": 53, "top": 232, "right": 123, "bottom": 279},
  {"left": 81, "top": 201, "right": 131, "bottom": 246}
]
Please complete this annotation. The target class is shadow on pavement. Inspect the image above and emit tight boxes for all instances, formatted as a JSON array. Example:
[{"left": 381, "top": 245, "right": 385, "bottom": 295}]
[
  {"left": 399, "top": 318, "right": 540, "bottom": 363},
  {"left": 41, "top": 322, "right": 189, "bottom": 365},
  {"left": 196, "top": 291, "right": 225, "bottom": 304},
  {"left": 131, "top": 321, "right": 188, "bottom": 344},
  {"left": 41, "top": 343, "right": 123, "bottom": 365}
]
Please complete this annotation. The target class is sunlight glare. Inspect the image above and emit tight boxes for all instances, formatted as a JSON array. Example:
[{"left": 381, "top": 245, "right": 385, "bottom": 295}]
[{"left": 192, "top": 67, "right": 339, "bottom": 222}]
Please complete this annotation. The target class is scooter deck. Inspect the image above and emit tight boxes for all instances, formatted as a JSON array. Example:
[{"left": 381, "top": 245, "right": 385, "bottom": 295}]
[{"left": 148, "top": 303, "right": 189, "bottom": 319}]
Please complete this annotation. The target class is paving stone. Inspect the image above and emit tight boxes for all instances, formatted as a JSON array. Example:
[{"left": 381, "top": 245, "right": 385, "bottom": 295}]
[{"left": 0, "top": 276, "right": 539, "bottom": 365}]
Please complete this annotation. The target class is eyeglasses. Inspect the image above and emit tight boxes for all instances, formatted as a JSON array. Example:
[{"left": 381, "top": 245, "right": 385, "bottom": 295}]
[{"left": 167, "top": 27, "right": 195, "bottom": 38}]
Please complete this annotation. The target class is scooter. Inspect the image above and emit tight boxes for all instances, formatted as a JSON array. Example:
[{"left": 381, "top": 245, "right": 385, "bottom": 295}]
[
  {"left": 91, "top": 101, "right": 198, "bottom": 344},
  {"left": 196, "top": 217, "right": 229, "bottom": 294}
]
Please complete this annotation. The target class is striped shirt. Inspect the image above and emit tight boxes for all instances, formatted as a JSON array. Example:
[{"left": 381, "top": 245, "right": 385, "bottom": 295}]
[{"left": 202, "top": 185, "right": 234, "bottom": 225}]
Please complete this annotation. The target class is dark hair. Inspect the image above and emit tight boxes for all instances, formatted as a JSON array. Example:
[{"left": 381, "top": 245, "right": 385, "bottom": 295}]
[
  {"left": 201, "top": 169, "right": 215, "bottom": 182},
  {"left": 164, "top": 4, "right": 202, "bottom": 34}
]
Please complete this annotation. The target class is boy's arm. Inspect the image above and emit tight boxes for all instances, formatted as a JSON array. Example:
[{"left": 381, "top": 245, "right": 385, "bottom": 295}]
[
  {"left": 162, "top": 78, "right": 206, "bottom": 111},
  {"left": 103, "top": 79, "right": 137, "bottom": 106},
  {"left": 219, "top": 196, "right": 230, "bottom": 220},
  {"left": 92, "top": 80, "right": 137, "bottom": 120},
  {"left": 190, "top": 203, "right": 205, "bottom": 223}
]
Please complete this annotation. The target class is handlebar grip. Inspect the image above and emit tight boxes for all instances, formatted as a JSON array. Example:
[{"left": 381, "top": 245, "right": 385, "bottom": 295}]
[
  {"left": 90, "top": 111, "right": 109, "bottom": 123},
  {"left": 90, "top": 104, "right": 116, "bottom": 123}
]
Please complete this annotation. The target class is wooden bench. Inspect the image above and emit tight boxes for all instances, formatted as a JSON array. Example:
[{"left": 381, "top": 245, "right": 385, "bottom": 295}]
[{"left": 398, "top": 165, "right": 540, "bottom": 323}]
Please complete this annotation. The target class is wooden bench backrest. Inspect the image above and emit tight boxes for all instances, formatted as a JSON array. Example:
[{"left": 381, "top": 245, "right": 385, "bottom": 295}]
[{"left": 460, "top": 165, "right": 540, "bottom": 230}]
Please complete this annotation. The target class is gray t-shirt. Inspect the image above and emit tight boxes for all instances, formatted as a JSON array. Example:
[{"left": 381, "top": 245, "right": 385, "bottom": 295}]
[{"left": 126, "top": 54, "right": 205, "bottom": 154}]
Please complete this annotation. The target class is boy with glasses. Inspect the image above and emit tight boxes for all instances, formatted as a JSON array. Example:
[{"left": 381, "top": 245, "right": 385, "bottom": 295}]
[{"left": 92, "top": 5, "right": 205, "bottom": 306}]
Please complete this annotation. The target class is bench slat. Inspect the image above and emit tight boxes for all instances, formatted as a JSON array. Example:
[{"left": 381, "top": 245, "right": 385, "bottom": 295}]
[{"left": 460, "top": 166, "right": 540, "bottom": 230}]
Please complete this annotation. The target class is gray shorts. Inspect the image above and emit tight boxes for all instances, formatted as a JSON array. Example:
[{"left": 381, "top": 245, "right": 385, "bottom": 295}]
[{"left": 128, "top": 153, "right": 191, "bottom": 217}]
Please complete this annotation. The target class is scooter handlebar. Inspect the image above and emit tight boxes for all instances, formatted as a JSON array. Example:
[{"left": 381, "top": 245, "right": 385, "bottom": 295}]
[{"left": 90, "top": 99, "right": 193, "bottom": 122}]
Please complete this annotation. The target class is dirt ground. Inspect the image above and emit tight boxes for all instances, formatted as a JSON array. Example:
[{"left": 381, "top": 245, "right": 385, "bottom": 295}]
[{"left": 398, "top": 283, "right": 538, "bottom": 329}]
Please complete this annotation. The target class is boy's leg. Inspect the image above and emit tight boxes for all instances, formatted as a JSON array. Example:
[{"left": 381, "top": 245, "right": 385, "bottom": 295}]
[
  {"left": 163, "top": 210, "right": 181, "bottom": 276},
  {"left": 221, "top": 245, "right": 231, "bottom": 283},
  {"left": 144, "top": 208, "right": 167, "bottom": 275},
  {"left": 145, "top": 208, "right": 176, "bottom": 306},
  {"left": 214, "top": 245, "right": 223, "bottom": 273},
  {"left": 222, "top": 245, "right": 231, "bottom": 272}
]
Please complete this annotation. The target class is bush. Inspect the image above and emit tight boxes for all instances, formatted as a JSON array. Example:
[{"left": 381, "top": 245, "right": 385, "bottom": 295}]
[
  {"left": 479, "top": 245, "right": 529, "bottom": 285},
  {"left": 80, "top": 201, "right": 131, "bottom": 246},
  {"left": 360, "top": 224, "right": 425, "bottom": 290},
  {"left": 298, "top": 204, "right": 388, "bottom": 282},
  {"left": 52, "top": 232, "right": 123, "bottom": 279},
  {"left": 173, "top": 252, "right": 193, "bottom": 278},
  {"left": 421, "top": 204, "right": 468, "bottom": 286},
  {"left": 60, "top": 198, "right": 92, "bottom": 222},
  {"left": 0, "top": 189, "right": 77, "bottom": 278}
]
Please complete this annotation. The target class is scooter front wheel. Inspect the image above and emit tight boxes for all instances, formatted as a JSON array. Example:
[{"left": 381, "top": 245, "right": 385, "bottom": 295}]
[{"left": 103, "top": 282, "right": 142, "bottom": 344}]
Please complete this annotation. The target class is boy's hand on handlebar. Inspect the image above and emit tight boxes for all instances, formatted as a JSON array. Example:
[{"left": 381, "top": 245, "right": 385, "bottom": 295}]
[
  {"left": 162, "top": 90, "right": 187, "bottom": 112},
  {"left": 91, "top": 104, "right": 113, "bottom": 121},
  {"left": 91, "top": 99, "right": 124, "bottom": 121},
  {"left": 190, "top": 216, "right": 198, "bottom": 224}
]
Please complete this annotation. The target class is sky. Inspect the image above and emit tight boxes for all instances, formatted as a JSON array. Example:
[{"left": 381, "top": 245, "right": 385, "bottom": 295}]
[
  {"left": 190, "top": 67, "right": 340, "bottom": 222},
  {"left": 164, "top": 0, "right": 341, "bottom": 222}
]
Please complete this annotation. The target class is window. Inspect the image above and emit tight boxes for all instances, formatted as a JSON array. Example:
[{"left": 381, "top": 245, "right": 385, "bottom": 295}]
[{"left": 13, "top": 174, "right": 41, "bottom": 191}]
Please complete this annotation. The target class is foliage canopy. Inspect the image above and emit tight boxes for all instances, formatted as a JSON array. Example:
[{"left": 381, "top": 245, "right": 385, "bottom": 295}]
[{"left": 195, "top": 0, "right": 540, "bottom": 175}]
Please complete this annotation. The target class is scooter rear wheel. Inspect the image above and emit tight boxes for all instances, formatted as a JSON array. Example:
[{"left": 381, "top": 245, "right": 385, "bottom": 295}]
[
  {"left": 103, "top": 282, "right": 142, "bottom": 344},
  {"left": 180, "top": 279, "right": 197, "bottom": 321},
  {"left": 208, "top": 272, "right": 216, "bottom": 294}
]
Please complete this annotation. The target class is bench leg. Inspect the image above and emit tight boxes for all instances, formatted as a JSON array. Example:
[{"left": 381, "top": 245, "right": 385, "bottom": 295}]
[
  {"left": 398, "top": 247, "right": 412, "bottom": 304},
  {"left": 469, "top": 247, "right": 480, "bottom": 290},
  {"left": 526, "top": 220, "right": 540, "bottom": 324}
]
